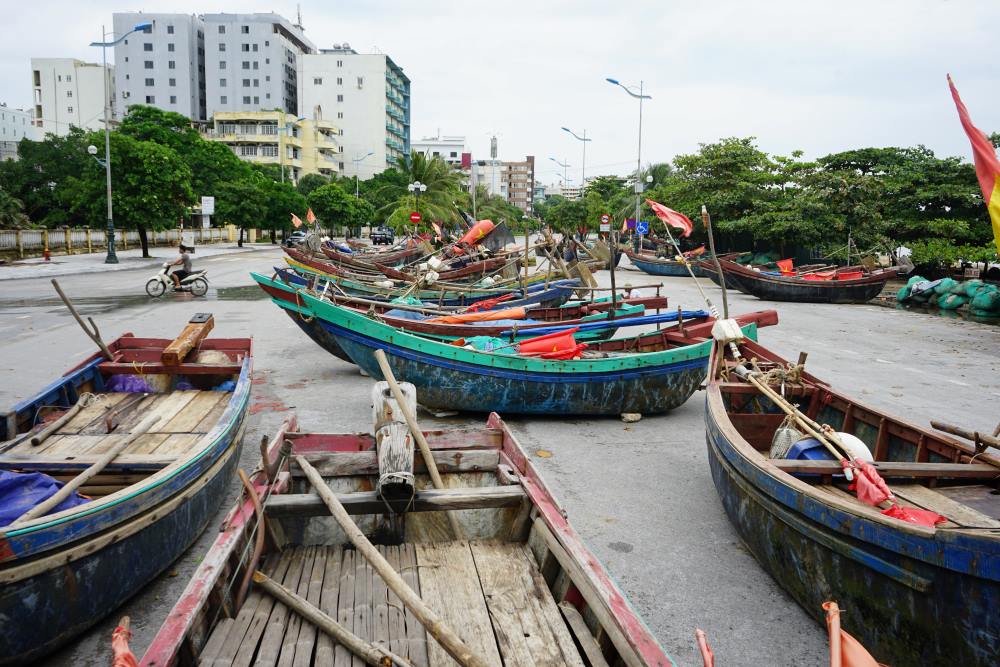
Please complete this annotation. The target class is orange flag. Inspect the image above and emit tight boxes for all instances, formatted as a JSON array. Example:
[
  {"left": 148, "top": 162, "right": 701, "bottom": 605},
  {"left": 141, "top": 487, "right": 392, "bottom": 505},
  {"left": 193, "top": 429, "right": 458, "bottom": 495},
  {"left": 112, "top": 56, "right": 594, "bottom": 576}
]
[
  {"left": 290, "top": 213, "right": 303, "bottom": 228},
  {"left": 823, "top": 602, "right": 887, "bottom": 667},
  {"left": 948, "top": 74, "right": 1000, "bottom": 253},
  {"left": 306, "top": 208, "right": 317, "bottom": 224}
]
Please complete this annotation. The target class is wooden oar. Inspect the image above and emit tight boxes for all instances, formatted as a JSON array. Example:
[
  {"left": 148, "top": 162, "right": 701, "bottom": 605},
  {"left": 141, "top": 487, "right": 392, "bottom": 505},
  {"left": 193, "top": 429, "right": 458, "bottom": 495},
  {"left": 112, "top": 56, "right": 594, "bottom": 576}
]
[
  {"left": 30, "top": 394, "right": 95, "bottom": 447},
  {"left": 294, "top": 455, "right": 490, "bottom": 667},
  {"left": 373, "top": 349, "right": 463, "bottom": 540},
  {"left": 12, "top": 412, "right": 163, "bottom": 525}
]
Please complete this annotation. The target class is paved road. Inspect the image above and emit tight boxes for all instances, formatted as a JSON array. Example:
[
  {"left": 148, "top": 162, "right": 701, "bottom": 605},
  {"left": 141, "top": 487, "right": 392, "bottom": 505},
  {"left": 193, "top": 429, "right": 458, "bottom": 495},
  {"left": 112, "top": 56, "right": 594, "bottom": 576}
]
[{"left": 1, "top": 246, "right": 997, "bottom": 666}]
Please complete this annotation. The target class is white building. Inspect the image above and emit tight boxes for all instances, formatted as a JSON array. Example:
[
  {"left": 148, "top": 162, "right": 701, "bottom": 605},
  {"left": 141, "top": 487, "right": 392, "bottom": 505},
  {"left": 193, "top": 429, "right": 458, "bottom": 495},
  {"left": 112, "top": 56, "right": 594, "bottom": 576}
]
[
  {"left": 30, "top": 58, "right": 109, "bottom": 136},
  {"left": 298, "top": 45, "right": 410, "bottom": 178},
  {"left": 0, "top": 105, "right": 38, "bottom": 160},
  {"left": 113, "top": 13, "right": 205, "bottom": 120},
  {"left": 203, "top": 13, "right": 314, "bottom": 119},
  {"left": 412, "top": 134, "right": 465, "bottom": 167}
]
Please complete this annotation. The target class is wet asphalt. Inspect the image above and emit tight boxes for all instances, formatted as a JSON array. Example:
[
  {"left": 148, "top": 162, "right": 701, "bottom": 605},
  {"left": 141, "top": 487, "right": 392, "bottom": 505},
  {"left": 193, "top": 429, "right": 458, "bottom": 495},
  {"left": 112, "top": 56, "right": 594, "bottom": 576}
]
[{"left": 1, "top": 245, "right": 998, "bottom": 666}]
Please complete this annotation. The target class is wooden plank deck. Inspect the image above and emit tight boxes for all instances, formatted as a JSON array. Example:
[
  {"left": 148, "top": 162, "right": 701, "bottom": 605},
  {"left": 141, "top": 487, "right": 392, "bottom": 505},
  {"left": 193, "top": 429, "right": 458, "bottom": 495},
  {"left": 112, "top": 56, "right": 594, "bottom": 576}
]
[{"left": 200, "top": 541, "right": 583, "bottom": 667}]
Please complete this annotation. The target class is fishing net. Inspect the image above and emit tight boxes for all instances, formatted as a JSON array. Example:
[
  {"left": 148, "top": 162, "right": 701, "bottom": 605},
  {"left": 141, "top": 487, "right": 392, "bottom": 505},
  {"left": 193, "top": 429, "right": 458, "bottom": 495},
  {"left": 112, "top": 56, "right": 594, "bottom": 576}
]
[
  {"left": 933, "top": 278, "right": 958, "bottom": 295},
  {"left": 896, "top": 277, "right": 1000, "bottom": 315},
  {"left": 770, "top": 416, "right": 803, "bottom": 459},
  {"left": 937, "top": 293, "right": 969, "bottom": 310}
]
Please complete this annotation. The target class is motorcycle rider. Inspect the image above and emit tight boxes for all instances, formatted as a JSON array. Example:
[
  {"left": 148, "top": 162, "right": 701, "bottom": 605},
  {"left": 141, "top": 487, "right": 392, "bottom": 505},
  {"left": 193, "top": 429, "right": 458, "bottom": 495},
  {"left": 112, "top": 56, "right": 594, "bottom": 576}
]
[{"left": 169, "top": 244, "right": 194, "bottom": 289}]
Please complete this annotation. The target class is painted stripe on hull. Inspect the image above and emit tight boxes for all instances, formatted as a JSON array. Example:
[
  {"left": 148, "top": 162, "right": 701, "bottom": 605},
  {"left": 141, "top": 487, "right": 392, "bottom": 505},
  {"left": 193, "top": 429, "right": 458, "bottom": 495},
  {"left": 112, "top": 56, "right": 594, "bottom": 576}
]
[
  {"left": 630, "top": 256, "right": 691, "bottom": 277},
  {"left": 705, "top": 402, "right": 1000, "bottom": 666}
]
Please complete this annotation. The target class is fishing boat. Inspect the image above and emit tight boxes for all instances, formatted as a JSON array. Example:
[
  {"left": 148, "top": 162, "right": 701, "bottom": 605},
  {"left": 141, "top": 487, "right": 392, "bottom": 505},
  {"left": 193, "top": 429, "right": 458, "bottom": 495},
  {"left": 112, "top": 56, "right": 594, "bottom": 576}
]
[
  {"left": 625, "top": 249, "right": 695, "bottom": 277},
  {"left": 140, "top": 409, "right": 677, "bottom": 666},
  {"left": 705, "top": 336, "right": 1000, "bottom": 666},
  {"left": 323, "top": 239, "right": 427, "bottom": 268},
  {"left": 300, "top": 291, "right": 778, "bottom": 415},
  {"left": 0, "top": 315, "right": 252, "bottom": 665},
  {"left": 716, "top": 258, "right": 898, "bottom": 303}
]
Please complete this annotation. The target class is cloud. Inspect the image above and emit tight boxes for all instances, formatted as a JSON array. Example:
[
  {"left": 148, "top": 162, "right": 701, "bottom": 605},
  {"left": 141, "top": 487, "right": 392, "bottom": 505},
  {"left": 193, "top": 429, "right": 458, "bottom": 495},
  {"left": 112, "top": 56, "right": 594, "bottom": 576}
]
[{"left": 4, "top": 0, "right": 998, "bottom": 184}]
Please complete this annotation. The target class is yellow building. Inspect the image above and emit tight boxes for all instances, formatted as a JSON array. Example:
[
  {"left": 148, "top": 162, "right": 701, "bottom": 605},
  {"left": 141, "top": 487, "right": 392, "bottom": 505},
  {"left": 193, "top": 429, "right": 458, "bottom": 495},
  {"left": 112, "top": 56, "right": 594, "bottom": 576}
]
[{"left": 201, "top": 110, "right": 342, "bottom": 182}]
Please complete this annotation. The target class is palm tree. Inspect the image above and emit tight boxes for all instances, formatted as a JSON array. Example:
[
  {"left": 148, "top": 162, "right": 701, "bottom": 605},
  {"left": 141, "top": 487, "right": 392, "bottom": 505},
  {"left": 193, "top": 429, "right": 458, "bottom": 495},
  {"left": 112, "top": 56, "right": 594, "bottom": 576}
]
[
  {"left": 0, "top": 189, "right": 30, "bottom": 228},
  {"left": 374, "top": 151, "right": 464, "bottom": 227}
]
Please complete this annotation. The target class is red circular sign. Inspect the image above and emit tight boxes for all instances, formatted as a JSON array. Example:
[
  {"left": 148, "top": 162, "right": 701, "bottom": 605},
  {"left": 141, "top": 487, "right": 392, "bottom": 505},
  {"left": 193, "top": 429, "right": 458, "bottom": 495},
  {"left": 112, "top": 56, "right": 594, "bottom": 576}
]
[
  {"left": 410, "top": 212, "right": 422, "bottom": 223},
  {"left": 600, "top": 214, "right": 610, "bottom": 223}
]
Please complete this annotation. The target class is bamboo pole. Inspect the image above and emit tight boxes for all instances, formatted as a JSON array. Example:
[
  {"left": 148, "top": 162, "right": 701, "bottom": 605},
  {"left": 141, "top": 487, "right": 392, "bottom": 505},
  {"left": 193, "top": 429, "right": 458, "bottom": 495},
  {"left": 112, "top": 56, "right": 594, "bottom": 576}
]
[
  {"left": 373, "top": 349, "right": 463, "bottom": 539},
  {"left": 701, "top": 206, "right": 728, "bottom": 319},
  {"left": 30, "top": 396, "right": 92, "bottom": 447},
  {"left": 253, "top": 570, "right": 413, "bottom": 666},
  {"left": 52, "top": 279, "right": 112, "bottom": 359},
  {"left": 14, "top": 412, "right": 162, "bottom": 524},
  {"left": 293, "top": 455, "right": 490, "bottom": 667}
]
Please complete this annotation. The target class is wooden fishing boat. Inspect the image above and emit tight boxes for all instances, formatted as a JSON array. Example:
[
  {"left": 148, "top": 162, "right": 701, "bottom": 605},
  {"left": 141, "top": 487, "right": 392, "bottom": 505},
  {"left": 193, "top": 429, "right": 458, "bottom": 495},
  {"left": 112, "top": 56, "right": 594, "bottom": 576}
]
[
  {"left": 716, "top": 258, "right": 898, "bottom": 303},
  {"left": 625, "top": 249, "right": 695, "bottom": 277},
  {"left": 300, "top": 292, "right": 778, "bottom": 415},
  {"left": 140, "top": 410, "right": 676, "bottom": 666},
  {"left": 373, "top": 255, "right": 512, "bottom": 282},
  {"left": 705, "top": 336, "right": 1000, "bottom": 666},
  {"left": 0, "top": 316, "right": 252, "bottom": 665},
  {"left": 322, "top": 240, "right": 427, "bottom": 268}
]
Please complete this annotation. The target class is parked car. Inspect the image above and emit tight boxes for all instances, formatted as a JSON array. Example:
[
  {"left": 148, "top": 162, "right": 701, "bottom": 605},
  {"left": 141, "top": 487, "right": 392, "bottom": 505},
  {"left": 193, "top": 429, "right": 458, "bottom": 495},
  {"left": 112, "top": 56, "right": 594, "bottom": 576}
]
[
  {"left": 283, "top": 230, "right": 308, "bottom": 247},
  {"left": 370, "top": 226, "right": 395, "bottom": 245}
]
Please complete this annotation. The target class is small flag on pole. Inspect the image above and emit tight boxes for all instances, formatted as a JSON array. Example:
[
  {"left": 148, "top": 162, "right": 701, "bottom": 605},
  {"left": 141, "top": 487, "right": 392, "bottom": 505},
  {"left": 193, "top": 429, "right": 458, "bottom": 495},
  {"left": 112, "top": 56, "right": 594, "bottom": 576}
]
[
  {"left": 646, "top": 199, "right": 694, "bottom": 237},
  {"left": 948, "top": 74, "right": 1000, "bottom": 254},
  {"left": 290, "top": 213, "right": 303, "bottom": 228},
  {"left": 306, "top": 208, "right": 317, "bottom": 224}
]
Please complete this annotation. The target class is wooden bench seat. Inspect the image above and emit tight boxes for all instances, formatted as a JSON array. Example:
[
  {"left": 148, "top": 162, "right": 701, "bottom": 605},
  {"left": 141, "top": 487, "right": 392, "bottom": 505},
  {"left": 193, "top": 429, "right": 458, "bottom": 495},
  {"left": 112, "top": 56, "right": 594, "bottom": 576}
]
[{"left": 771, "top": 459, "right": 1000, "bottom": 480}]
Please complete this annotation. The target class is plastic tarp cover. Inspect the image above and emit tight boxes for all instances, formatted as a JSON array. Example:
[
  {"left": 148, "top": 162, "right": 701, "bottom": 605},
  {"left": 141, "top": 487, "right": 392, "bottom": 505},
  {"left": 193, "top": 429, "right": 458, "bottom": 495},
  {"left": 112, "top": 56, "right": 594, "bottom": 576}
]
[{"left": 0, "top": 470, "right": 90, "bottom": 526}]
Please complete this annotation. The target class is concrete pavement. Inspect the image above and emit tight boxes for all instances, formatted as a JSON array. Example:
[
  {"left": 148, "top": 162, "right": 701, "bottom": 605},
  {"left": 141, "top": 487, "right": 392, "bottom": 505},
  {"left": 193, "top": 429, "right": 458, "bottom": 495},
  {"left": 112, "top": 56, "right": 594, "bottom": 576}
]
[{"left": 0, "top": 247, "right": 996, "bottom": 665}]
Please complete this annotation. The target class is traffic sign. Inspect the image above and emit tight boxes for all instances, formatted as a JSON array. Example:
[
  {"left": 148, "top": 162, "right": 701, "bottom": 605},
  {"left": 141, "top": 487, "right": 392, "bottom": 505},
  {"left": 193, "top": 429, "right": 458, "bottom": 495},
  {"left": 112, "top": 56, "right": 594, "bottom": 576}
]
[
  {"left": 599, "top": 223, "right": 610, "bottom": 232},
  {"left": 636, "top": 220, "right": 649, "bottom": 235},
  {"left": 200, "top": 196, "right": 215, "bottom": 215},
  {"left": 409, "top": 211, "right": 422, "bottom": 223},
  {"left": 600, "top": 213, "right": 610, "bottom": 224}
]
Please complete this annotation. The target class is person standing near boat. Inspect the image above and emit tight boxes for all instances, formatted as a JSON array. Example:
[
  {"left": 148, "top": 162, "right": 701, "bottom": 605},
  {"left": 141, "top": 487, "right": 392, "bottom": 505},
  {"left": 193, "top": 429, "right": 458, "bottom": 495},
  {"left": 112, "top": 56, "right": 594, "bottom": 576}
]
[{"left": 169, "top": 244, "right": 194, "bottom": 289}]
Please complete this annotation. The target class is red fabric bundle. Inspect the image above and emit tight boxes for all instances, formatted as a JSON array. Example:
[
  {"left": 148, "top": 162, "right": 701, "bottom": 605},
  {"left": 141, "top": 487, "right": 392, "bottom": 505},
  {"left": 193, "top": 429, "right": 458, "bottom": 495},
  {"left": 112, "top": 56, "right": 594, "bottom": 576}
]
[
  {"left": 881, "top": 505, "right": 948, "bottom": 527},
  {"left": 518, "top": 328, "right": 581, "bottom": 357},
  {"left": 842, "top": 460, "right": 894, "bottom": 506},
  {"left": 463, "top": 293, "right": 514, "bottom": 313}
]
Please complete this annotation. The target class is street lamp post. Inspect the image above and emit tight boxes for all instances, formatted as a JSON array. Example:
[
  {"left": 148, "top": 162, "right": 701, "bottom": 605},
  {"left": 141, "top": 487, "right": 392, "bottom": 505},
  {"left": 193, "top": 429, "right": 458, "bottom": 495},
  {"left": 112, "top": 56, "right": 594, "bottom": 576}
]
[
  {"left": 89, "top": 21, "right": 153, "bottom": 264},
  {"left": 548, "top": 157, "right": 571, "bottom": 191},
  {"left": 561, "top": 127, "right": 591, "bottom": 192},
  {"left": 407, "top": 181, "right": 427, "bottom": 235},
  {"left": 353, "top": 151, "right": 375, "bottom": 197},
  {"left": 606, "top": 78, "right": 652, "bottom": 241}
]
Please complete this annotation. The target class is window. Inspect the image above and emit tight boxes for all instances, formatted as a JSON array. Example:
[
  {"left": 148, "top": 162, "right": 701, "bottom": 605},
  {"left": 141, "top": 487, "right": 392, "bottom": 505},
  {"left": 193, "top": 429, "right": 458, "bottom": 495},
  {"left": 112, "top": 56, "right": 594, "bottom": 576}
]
[
  {"left": 144, "top": 78, "right": 154, "bottom": 86},
  {"left": 67, "top": 106, "right": 73, "bottom": 113},
  {"left": 66, "top": 75, "right": 72, "bottom": 82},
  {"left": 337, "top": 112, "right": 343, "bottom": 119},
  {"left": 261, "top": 145, "right": 278, "bottom": 157},
  {"left": 313, "top": 77, "right": 322, "bottom": 85},
  {"left": 265, "top": 40, "right": 269, "bottom": 46},
  {"left": 169, "top": 78, "right": 176, "bottom": 86},
  {"left": 241, "top": 25, "right": 249, "bottom": 34},
  {"left": 57, "top": 75, "right": 62, "bottom": 81},
  {"left": 253, "top": 79, "right": 259, "bottom": 87},
  {"left": 336, "top": 60, "right": 343, "bottom": 67},
  {"left": 336, "top": 77, "right": 343, "bottom": 85},
  {"left": 168, "top": 61, "right": 175, "bottom": 69},
  {"left": 242, "top": 78, "right": 250, "bottom": 86},
  {"left": 144, "top": 61, "right": 153, "bottom": 69},
  {"left": 266, "top": 93, "right": 271, "bottom": 99},
  {"left": 144, "top": 43, "right": 153, "bottom": 51},
  {"left": 450, "top": 152, "right": 457, "bottom": 158},
  {"left": 144, "top": 95, "right": 154, "bottom": 103},
  {"left": 253, "top": 96, "right": 259, "bottom": 104},
  {"left": 242, "top": 61, "right": 250, "bottom": 69},
  {"left": 253, "top": 61, "right": 259, "bottom": 70},
  {"left": 168, "top": 43, "right": 175, "bottom": 52},
  {"left": 169, "top": 95, "right": 177, "bottom": 104},
  {"left": 66, "top": 90, "right": 72, "bottom": 98},
  {"left": 218, "top": 25, "right": 225, "bottom": 34},
  {"left": 241, "top": 43, "right": 249, "bottom": 52},
  {"left": 265, "top": 58, "right": 270, "bottom": 64},
  {"left": 220, "top": 95, "right": 227, "bottom": 104},
  {"left": 167, "top": 25, "right": 174, "bottom": 34},
  {"left": 357, "top": 76, "right": 364, "bottom": 87},
  {"left": 219, "top": 61, "right": 226, "bottom": 69},
  {"left": 125, "top": 57, "right": 129, "bottom": 62},
  {"left": 219, "top": 43, "right": 226, "bottom": 51},
  {"left": 220, "top": 78, "right": 227, "bottom": 87},
  {"left": 125, "top": 74, "right": 130, "bottom": 80},
  {"left": 252, "top": 44, "right": 258, "bottom": 52},
  {"left": 337, "top": 94, "right": 343, "bottom": 102},
  {"left": 242, "top": 96, "right": 251, "bottom": 104},
  {"left": 265, "top": 75, "right": 270, "bottom": 82}
]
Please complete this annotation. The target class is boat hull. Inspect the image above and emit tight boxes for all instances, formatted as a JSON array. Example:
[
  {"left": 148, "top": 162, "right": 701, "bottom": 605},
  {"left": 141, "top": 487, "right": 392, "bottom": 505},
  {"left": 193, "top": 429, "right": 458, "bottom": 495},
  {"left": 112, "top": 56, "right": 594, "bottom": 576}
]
[
  {"left": 322, "top": 320, "right": 709, "bottom": 415},
  {"left": 0, "top": 432, "right": 241, "bottom": 665},
  {"left": 719, "top": 261, "right": 893, "bottom": 303},
  {"left": 705, "top": 397, "right": 1000, "bottom": 666},
  {"left": 628, "top": 254, "right": 692, "bottom": 277}
]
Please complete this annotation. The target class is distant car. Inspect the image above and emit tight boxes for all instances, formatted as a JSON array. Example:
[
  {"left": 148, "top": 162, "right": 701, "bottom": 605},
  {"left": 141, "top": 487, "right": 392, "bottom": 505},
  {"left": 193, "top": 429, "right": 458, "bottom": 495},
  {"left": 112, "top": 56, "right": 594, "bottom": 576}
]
[
  {"left": 370, "top": 226, "right": 395, "bottom": 245},
  {"left": 284, "top": 230, "right": 308, "bottom": 247}
]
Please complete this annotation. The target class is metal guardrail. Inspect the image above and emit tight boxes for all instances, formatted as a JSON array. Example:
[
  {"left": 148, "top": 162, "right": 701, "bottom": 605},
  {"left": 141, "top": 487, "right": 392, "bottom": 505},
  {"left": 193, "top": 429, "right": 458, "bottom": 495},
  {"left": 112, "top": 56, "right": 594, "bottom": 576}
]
[{"left": 0, "top": 227, "right": 236, "bottom": 258}]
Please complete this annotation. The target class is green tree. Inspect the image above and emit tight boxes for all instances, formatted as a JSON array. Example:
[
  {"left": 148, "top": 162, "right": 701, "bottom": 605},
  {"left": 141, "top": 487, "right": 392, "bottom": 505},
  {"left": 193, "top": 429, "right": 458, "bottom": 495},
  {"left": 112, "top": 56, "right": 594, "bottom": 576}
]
[
  {"left": 544, "top": 198, "right": 588, "bottom": 236},
  {"left": 214, "top": 175, "right": 270, "bottom": 247},
  {"left": 67, "top": 132, "right": 194, "bottom": 256},
  {"left": 308, "top": 182, "right": 373, "bottom": 236},
  {"left": 372, "top": 152, "right": 464, "bottom": 229},
  {"left": 0, "top": 129, "right": 92, "bottom": 228},
  {"left": 260, "top": 179, "right": 308, "bottom": 242},
  {"left": 0, "top": 189, "right": 30, "bottom": 228},
  {"left": 296, "top": 173, "right": 329, "bottom": 198}
]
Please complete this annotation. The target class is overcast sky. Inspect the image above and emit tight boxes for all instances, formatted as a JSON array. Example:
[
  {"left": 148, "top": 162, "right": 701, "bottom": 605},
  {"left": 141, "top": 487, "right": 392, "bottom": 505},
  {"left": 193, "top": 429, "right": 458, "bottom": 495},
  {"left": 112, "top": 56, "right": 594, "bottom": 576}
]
[{"left": 3, "top": 0, "right": 998, "bottom": 185}]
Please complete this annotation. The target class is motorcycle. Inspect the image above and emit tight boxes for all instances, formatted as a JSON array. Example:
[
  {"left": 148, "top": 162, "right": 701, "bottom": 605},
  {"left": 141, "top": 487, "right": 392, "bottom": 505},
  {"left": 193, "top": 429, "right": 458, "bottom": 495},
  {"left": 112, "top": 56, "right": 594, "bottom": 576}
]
[{"left": 145, "top": 263, "right": 209, "bottom": 297}]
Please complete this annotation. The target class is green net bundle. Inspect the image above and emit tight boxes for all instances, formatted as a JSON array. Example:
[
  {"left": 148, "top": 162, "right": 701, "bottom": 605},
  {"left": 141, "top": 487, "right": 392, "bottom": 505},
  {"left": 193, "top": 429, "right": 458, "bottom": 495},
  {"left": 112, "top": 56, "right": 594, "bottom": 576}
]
[{"left": 896, "top": 276, "right": 1000, "bottom": 316}]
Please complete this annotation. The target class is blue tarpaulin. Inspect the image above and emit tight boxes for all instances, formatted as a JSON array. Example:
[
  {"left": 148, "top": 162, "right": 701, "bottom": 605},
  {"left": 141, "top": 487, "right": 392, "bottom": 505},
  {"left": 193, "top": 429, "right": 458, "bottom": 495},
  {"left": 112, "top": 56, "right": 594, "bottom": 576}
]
[{"left": 0, "top": 470, "right": 90, "bottom": 527}]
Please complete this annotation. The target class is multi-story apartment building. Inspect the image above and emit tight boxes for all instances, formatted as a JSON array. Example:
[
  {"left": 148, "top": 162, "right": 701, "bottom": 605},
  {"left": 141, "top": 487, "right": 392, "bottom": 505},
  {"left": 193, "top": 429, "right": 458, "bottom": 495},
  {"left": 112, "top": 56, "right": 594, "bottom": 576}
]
[
  {"left": 201, "top": 110, "right": 340, "bottom": 182},
  {"left": 470, "top": 156, "right": 536, "bottom": 215},
  {"left": 298, "top": 44, "right": 410, "bottom": 178},
  {"left": 0, "top": 105, "right": 39, "bottom": 160},
  {"left": 412, "top": 134, "right": 465, "bottom": 167},
  {"left": 112, "top": 13, "right": 205, "bottom": 120},
  {"left": 30, "top": 58, "right": 109, "bottom": 136},
  {"left": 202, "top": 13, "right": 314, "bottom": 119}
]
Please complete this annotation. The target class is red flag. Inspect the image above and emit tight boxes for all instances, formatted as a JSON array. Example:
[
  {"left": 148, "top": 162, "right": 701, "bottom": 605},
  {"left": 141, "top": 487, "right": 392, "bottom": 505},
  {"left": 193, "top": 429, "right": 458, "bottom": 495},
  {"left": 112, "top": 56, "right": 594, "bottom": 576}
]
[
  {"left": 948, "top": 75, "right": 1000, "bottom": 253},
  {"left": 290, "top": 213, "right": 303, "bottom": 228},
  {"left": 306, "top": 208, "right": 317, "bottom": 224},
  {"left": 823, "top": 602, "right": 886, "bottom": 667},
  {"left": 646, "top": 199, "right": 693, "bottom": 237}
]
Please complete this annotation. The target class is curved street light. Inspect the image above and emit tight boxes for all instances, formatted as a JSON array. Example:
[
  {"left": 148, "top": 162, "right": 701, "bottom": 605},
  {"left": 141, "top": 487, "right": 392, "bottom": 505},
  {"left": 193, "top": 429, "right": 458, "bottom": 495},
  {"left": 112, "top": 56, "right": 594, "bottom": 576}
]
[
  {"left": 548, "top": 156, "right": 571, "bottom": 191},
  {"left": 606, "top": 76, "right": 652, "bottom": 233},
  {"left": 352, "top": 151, "right": 375, "bottom": 197},
  {"left": 561, "top": 127, "right": 591, "bottom": 192},
  {"left": 89, "top": 20, "right": 154, "bottom": 264}
]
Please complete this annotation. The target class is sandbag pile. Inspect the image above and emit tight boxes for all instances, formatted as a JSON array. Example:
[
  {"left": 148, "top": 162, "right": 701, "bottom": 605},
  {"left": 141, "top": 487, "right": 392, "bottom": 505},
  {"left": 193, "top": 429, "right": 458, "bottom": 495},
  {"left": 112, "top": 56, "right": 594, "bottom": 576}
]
[{"left": 897, "top": 275, "right": 1000, "bottom": 317}]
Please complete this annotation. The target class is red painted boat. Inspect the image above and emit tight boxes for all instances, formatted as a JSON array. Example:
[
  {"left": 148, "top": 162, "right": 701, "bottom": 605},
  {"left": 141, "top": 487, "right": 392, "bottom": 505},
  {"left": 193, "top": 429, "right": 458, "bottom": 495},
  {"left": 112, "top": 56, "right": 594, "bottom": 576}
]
[
  {"left": 717, "top": 259, "right": 899, "bottom": 304},
  {"left": 140, "top": 413, "right": 677, "bottom": 666}
]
